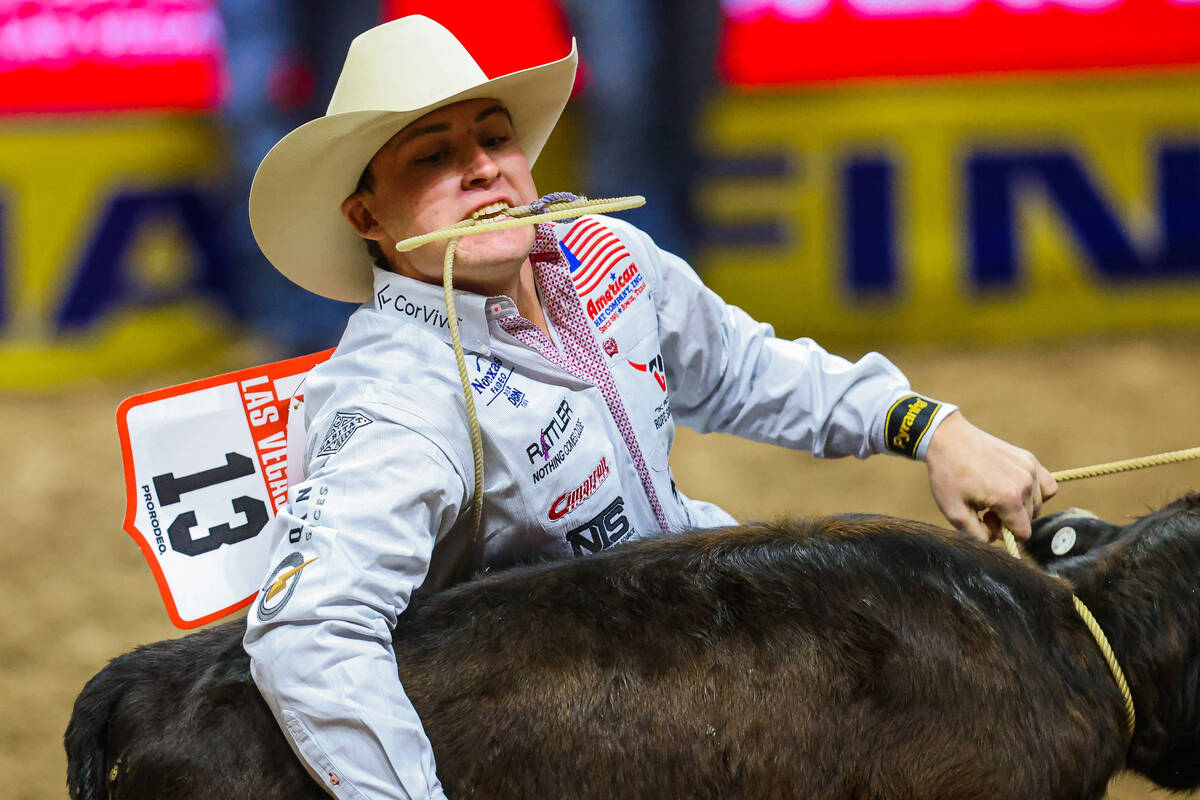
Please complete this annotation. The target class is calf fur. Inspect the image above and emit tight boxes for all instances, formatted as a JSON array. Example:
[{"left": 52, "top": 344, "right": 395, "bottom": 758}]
[{"left": 66, "top": 499, "right": 1200, "bottom": 799}]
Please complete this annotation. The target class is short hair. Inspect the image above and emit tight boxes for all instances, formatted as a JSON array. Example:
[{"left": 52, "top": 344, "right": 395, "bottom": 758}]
[{"left": 355, "top": 165, "right": 390, "bottom": 271}]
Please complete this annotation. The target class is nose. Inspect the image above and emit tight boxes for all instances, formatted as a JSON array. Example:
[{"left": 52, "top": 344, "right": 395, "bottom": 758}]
[{"left": 461, "top": 144, "right": 500, "bottom": 189}]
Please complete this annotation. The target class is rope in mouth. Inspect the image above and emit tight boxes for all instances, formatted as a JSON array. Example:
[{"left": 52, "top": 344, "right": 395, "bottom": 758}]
[{"left": 393, "top": 193, "right": 645, "bottom": 574}]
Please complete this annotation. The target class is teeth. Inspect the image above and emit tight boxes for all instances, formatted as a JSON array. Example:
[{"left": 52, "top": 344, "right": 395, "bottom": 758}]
[{"left": 470, "top": 202, "right": 510, "bottom": 221}]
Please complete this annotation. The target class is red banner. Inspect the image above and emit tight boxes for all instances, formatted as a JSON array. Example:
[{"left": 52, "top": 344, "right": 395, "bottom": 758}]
[
  {"left": 0, "top": 0, "right": 222, "bottom": 113},
  {"left": 721, "top": 0, "right": 1200, "bottom": 85}
]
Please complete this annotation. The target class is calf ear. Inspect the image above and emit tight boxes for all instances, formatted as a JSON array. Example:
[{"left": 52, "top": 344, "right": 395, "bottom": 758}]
[{"left": 1027, "top": 508, "right": 1122, "bottom": 567}]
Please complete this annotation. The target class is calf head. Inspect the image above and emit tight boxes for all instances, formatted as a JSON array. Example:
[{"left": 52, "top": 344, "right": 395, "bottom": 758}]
[
  {"left": 1056, "top": 493, "right": 1200, "bottom": 791},
  {"left": 1027, "top": 507, "right": 1123, "bottom": 567}
]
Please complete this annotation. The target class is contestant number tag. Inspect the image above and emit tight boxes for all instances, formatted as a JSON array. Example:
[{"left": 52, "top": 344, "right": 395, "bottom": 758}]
[{"left": 117, "top": 350, "right": 332, "bottom": 628}]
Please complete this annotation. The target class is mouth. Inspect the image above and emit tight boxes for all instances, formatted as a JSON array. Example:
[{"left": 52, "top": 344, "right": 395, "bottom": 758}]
[{"left": 469, "top": 201, "right": 512, "bottom": 222}]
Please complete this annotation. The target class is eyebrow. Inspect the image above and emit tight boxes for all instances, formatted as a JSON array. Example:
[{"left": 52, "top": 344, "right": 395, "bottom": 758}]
[
  {"left": 393, "top": 105, "right": 514, "bottom": 150},
  {"left": 393, "top": 121, "right": 451, "bottom": 148},
  {"left": 474, "top": 104, "right": 513, "bottom": 124}
]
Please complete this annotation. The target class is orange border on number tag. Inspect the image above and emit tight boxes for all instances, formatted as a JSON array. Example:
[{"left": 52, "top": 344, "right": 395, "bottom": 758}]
[{"left": 116, "top": 350, "right": 334, "bottom": 628}]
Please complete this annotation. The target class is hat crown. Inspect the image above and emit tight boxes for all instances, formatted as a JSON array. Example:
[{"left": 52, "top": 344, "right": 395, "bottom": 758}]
[{"left": 326, "top": 16, "right": 489, "bottom": 116}]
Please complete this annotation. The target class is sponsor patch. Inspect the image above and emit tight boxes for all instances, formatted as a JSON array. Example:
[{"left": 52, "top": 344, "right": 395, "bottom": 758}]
[
  {"left": 531, "top": 420, "right": 584, "bottom": 484},
  {"left": 375, "top": 283, "right": 448, "bottom": 329},
  {"left": 471, "top": 355, "right": 529, "bottom": 408},
  {"left": 317, "top": 411, "right": 372, "bottom": 457},
  {"left": 560, "top": 219, "right": 648, "bottom": 333},
  {"left": 256, "top": 552, "right": 316, "bottom": 621},
  {"left": 526, "top": 400, "right": 575, "bottom": 464},
  {"left": 652, "top": 397, "right": 672, "bottom": 430},
  {"left": 884, "top": 394, "right": 941, "bottom": 459},
  {"left": 549, "top": 457, "right": 611, "bottom": 520},
  {"left": 603, "top": 337, "right": 619, "bottom": 356},
  {"left": 565, "top": 496, "right": 634, "bottom": 555},
  {"left": 629, "top": 354, "right": 667, "bottom": 392}
]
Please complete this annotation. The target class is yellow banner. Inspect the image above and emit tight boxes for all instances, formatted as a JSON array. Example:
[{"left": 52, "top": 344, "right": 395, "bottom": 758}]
[
  {"left": 696, "top": 70, "right": 1200, "bottom": 346},
  {"left": 0, "top": 116, "right": 230, "bottom": 388}
]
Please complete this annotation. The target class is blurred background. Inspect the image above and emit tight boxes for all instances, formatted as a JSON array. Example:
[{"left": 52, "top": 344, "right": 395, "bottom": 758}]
[{"left": 2, "top": 0, "right": 1199, "bottom": 797}]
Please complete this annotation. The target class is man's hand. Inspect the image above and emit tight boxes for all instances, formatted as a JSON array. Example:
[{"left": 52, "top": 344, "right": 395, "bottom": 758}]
[{"left": 924, "top": 410, "right": 1057, "bottom": 542}]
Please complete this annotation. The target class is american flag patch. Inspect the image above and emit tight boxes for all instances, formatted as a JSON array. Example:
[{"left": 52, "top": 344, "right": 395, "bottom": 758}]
[{"left": 559, "top": 218, "right": 634, "bottom": 296}]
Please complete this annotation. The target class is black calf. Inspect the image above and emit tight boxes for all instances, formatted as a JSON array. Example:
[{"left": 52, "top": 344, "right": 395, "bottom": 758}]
[{"left": 66, "top": 500, "right": 1200, "bottom": 799}]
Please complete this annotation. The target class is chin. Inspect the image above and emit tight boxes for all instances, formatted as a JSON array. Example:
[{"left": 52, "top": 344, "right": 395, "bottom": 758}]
[{"left": 456, "top": 226, "right": 534, "bottom": 267}]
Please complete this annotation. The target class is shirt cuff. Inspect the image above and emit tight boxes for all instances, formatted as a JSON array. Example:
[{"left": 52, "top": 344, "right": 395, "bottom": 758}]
[{"left": 875, "top": 393, "right": 958, "bottom": 461}]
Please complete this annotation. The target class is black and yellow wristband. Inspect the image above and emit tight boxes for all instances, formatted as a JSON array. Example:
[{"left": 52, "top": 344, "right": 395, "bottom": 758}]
[{"left": 884, "top": 394, "right": 941, "bottom": 459}]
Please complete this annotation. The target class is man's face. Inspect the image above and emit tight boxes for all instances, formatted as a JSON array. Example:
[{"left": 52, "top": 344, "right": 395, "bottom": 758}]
[{"left": 343, "top": 98, "right": 539, "bottom": 293}]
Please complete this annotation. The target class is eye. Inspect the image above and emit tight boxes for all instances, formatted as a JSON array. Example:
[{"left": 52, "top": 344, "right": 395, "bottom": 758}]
[
  {"left": 484, "top": 135, "right": 510, "bottom": 149},
  {"left": 416, "top": 149, "right": 449, "bottom": 165}
]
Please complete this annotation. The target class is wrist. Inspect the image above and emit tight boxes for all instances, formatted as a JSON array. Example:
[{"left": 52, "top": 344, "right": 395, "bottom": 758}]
[{"left": 882, "top": 394, "right": 957, "bottom": 461}]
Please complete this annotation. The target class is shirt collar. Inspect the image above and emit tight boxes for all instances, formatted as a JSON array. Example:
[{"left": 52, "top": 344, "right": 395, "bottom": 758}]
[
  {"left": 370, "top": 267, "right": 492, "bottom": 353},
  {"left": 367, "top": 225, "right": 566, "bottom": 353}
]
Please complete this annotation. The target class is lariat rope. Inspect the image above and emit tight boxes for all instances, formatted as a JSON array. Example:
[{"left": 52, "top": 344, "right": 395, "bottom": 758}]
[
  {"left": 1000, "top": 446, "right": 1200, "bottom": 741},
  {"left": 394, "top": 193, "right": 645, "bottom": 564}
]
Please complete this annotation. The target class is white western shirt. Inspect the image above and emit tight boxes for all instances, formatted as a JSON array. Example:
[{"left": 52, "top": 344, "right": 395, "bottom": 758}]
[{"left": 243, "top": 216, "right": 955, "bottom": 799}]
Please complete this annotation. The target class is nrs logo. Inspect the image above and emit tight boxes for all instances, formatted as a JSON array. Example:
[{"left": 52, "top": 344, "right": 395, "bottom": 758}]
[
  {"left": 565, "top": 496, "right": 633, "bottom": 556},
  {"left": 549, "top": 458, "right": 611, "bottom": 520}
]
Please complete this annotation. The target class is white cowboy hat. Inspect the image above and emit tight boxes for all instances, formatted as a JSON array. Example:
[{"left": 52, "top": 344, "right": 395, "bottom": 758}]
[{"left": 249, "top": 15, "right": 578, "bottom": 303}]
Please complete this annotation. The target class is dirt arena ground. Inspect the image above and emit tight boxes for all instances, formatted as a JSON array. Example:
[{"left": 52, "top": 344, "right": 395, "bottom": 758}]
[{"left": 5, "top": 334, "right": 1200, "bottom": 799}]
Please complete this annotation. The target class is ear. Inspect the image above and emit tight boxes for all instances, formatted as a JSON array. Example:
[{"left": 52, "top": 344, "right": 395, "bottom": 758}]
[
  {"left": 1027, "top": 509, "right": 1122, "bottom": 567},
  {"left": 341, "top": 192, "right": 384, "bottom": 240}
]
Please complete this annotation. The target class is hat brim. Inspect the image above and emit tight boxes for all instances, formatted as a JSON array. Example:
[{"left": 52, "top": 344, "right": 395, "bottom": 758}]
[{"left": 249, "top": 42, "right": 578, "bottom": 303}]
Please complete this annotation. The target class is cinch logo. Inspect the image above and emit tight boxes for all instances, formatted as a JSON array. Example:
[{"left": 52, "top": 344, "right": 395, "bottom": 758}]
[
  {"left": 549, "top": 457, "right": 611, "bottom": 520},
  {"left": 885, "top": 394, "right": 940, "bottom": 459},
  {"left": 629, "top": 354, "right": 667, "bottom": 392},
  {"left": 565, "top": 496, "right": 633, "bottom": 556}
]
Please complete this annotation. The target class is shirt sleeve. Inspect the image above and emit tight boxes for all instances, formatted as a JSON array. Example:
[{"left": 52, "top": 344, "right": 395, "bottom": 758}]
[
  {"left": 243, "top": 397, "right": 467, "bottom": 800},
  {"left": 629, "top": 225, "right": 956, "bottom": 460}
]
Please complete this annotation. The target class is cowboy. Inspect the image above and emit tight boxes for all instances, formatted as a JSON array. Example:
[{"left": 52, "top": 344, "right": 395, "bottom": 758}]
[{"left": 243, "top": 16, "right": 1056, "bottom": 799}]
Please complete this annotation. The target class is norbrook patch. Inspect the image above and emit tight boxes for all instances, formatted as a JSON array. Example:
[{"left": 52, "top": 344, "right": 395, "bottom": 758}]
[{"left": 885, "top": 395, "right": 940, "bottom": 459}]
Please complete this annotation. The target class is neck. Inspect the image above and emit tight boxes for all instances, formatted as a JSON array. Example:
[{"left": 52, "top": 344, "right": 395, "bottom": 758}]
[{"left": 510, "top": 261, "right": 550, "bottom": 338}]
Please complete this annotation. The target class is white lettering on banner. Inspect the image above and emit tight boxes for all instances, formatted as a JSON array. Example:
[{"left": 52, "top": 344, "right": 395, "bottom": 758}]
[
  {"left": 0, "top": 3, "right": 222, "bottom": 65},
  {"left": 236, "top": 374, "right": 292, "bottom": 514},
  {"left": 240, "top": 375, "right": 280, "bottom": 427},
  {"left": 255, "top": 430, "right": 289, "bottom": 511}
]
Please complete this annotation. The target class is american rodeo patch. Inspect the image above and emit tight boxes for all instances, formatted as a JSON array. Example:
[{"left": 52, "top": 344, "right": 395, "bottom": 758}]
[
  {"left": 559, "top": 218, "right": 647, "bottom": 334},
  {"left": 885, "top": 395, "right": 941, "bottom": 459}
]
